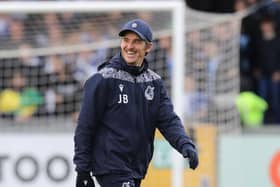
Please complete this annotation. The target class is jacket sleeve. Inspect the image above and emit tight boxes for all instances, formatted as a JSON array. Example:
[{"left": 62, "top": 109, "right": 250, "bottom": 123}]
[
  {"left": 156, "top": 81, "right": 195, "bottom": 155},
  {"left": 73, "top": 74, "right": 107, "bottom": 172}
]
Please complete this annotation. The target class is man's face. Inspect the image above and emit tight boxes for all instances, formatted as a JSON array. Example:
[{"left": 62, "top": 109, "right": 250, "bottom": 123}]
[{"left": 120, "top": 32, "right": 152, "bottom": 66}]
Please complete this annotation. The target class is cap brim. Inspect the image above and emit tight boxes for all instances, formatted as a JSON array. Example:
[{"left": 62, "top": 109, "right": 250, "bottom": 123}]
[{"left": 119, "top": 29, "right": 149, "bottom": 42}]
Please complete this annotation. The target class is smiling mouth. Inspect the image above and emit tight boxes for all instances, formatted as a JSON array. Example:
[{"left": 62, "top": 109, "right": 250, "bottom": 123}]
[{"left": 126, "top": 51, "right": 136, "bottom": 58}]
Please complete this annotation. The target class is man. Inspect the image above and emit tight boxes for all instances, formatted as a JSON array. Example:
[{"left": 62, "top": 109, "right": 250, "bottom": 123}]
[{"left": 74, "top": 19, "right": 199, "bottom": 187}]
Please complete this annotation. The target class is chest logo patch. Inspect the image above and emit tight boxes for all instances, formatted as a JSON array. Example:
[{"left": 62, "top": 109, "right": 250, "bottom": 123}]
[
  {"left": 145, "top": 85, "right": 154, "bottom": 101},
  {"left": 119, "top": 84, "right": 124, "bottom": 92}
]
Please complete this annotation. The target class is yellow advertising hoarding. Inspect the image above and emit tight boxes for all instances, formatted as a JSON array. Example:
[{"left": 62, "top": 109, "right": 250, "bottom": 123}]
[{"left": 142, "top": 125, "right": 217, "bottom": 187}]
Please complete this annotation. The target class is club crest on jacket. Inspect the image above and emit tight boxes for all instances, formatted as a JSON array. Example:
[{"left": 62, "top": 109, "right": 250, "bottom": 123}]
[{"left": 145, "top": 85, "right": 154, "bottom": 100}]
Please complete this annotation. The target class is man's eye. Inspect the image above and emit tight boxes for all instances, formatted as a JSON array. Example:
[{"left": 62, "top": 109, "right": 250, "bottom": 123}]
[{"left": 123, "top": 38, "right": 129, "bottom": 42}]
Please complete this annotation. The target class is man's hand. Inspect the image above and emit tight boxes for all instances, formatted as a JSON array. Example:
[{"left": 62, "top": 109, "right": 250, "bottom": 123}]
[
  {"left": 76, "top": 172, "right": 95, "bottom": 187},
  {"left": 182, "top": 144, "right": 199, "bottom": 170}
]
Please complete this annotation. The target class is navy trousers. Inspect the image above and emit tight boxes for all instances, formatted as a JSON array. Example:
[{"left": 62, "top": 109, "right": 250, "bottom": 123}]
[{"left": 95, "top": 173, "right": 141, "bottom": 187}]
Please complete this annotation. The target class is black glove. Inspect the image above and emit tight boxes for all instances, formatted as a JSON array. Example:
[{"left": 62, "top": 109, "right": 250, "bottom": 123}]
[
  {"left": 182, "top": 144, "right": 199, "bottom": 170},
  {"left": 76, "top": 172, "right": 95, "bottom": 187}
]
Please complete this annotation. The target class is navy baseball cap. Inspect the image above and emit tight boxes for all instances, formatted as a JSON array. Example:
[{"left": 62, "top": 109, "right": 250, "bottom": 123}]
[{"left": 119, "top": 19, "right": 153, "bottom": 42}]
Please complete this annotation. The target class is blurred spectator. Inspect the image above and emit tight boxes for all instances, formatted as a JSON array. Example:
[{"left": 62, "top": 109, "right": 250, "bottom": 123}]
[
  {"left": 73, "top": 51, "right": 99, "bottom": 84},
  {"left": 8, "top": 17, "right": 26, "bottom": 48},
  {"left": 137, "top": 12, "right": 154, "bottom": 24},
  {"left": 184, "top": 76, "right": 208, "bottom": 123},
  {"left": 18, "top": 43, "right": 45, "bottom": 87},
  {"left": 146, "top": 37, "right": 171, "bottom": 85},
  {"left": 252, "top": 16, "right": 280, "bottom": 123},
  {"left": 43, "top": 57, "right": 81, "bottom": 116},
  {"left": 44, "top": 13, "right": 64, "bottom": 46},
  {"left": 158, "top": 36, "right": 173, "bottom": 75},
  {"left": 0, "top": 72, "right": 43, "bottom": 122},
  {"left": 0, "top": 14, "right": 9, "bottom": 42},
  {"left": 79, "top": 21, "right": 94, "bottom": 43},
  {"left": 234, "top": 0, "right": 254, "bottom": 91},
  {"left": 236, "top": 91, "right": 268, "bottom": 127},
  {"left": 203, "top": 41, "right": 221, "bottom": 95},
  {"left": 59, "top": 12, "right": 80, "bottom": 32},
  {"left": 148, "top": 36, "right": 172, "bottom": 81},
  {"left": 234, "top": 0, "right": 248, "bottom": 11}
]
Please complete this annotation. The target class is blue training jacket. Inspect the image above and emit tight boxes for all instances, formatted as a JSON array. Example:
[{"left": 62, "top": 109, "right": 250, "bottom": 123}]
[{"left": 74, "top": 52, "right": 195, "bottom": 179}]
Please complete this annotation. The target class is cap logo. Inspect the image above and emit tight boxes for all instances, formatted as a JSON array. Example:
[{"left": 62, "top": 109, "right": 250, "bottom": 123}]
[{"left": 131, "top": 23, "right": 137, "bottom": 28}]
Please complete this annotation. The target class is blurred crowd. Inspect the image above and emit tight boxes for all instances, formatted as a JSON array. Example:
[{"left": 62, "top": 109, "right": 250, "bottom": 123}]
[
  {"left": 183, "top": 0, "right": 280, "bottom": 126},
  {"left": 0, "top": 0, "right": 279, "bottom": 127},
  {"left": 0, "top": 11, "right": 171, "bottom": 123}
]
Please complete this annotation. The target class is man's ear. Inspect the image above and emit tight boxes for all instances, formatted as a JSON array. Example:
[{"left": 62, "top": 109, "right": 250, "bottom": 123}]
[{"left": 145, "top": 42, "right": 153, "bottom": 53}]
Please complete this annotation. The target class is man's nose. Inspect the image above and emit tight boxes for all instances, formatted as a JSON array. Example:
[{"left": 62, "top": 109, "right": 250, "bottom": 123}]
[{"left": 126, "top": 42, "right": 135, "bottom": 49}]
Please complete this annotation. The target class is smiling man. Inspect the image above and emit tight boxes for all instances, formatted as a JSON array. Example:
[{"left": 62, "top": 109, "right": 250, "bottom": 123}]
[{"left": 74, "top": 19, "right": 199, "bottom": 187}]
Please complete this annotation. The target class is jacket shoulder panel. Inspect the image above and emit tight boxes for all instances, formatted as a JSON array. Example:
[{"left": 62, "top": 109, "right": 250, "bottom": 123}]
[
  {"left": 136, "top": 69, "right": 161, "bottom": 83},
  {"left": 98, "top": 67, "right": 134, "bottom": 83}
]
